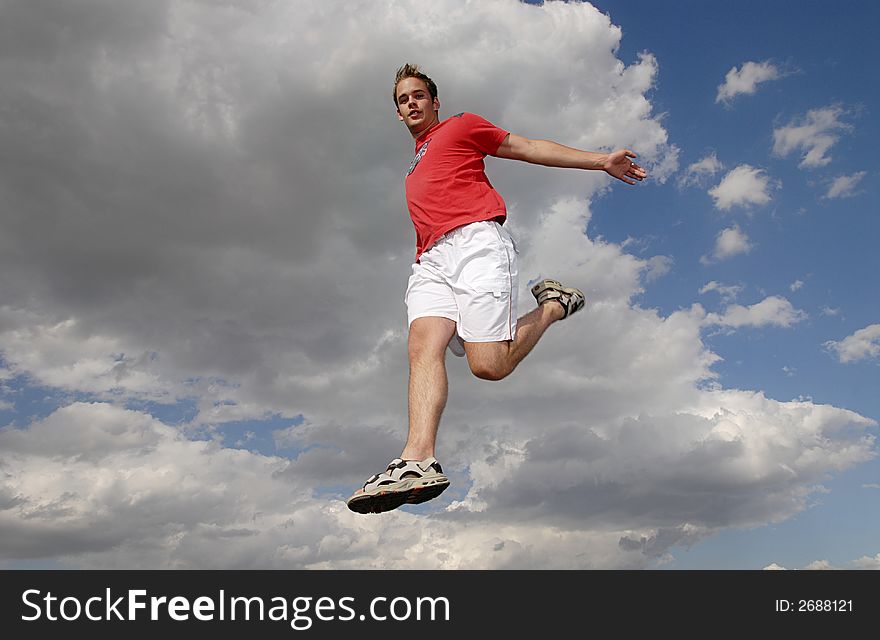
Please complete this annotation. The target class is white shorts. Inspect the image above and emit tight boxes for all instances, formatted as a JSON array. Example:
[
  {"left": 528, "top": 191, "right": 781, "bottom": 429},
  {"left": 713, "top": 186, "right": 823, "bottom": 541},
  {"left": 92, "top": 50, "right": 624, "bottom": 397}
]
[{"left": 405, "top": 220, "right": 519, "bottom": 342}]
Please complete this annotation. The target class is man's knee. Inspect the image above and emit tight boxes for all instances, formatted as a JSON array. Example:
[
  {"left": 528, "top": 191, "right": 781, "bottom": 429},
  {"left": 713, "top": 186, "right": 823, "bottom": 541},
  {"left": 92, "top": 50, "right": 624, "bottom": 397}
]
[
  {"left": 471, "top": 366, "right": 507, "bottom": 381},
  {"left": 467, "top": 359, "right": 510, "bottom": 381},
  {"left": 464, "top": 342, "right": 512, "bottom": 381},
  {"left": 409, "top": 339, "right": 444, "bottom": 364}
]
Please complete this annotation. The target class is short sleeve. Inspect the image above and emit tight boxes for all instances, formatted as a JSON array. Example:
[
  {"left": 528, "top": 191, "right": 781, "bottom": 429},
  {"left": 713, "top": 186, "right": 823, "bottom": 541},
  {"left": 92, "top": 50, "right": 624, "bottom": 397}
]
[{"left": 462, "top": 112, "right": 509, "bottom": 156}]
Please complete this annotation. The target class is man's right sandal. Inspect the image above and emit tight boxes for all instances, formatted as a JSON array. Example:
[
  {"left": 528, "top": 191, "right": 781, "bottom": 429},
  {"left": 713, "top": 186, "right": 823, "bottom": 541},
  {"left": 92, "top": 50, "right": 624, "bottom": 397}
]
[
  {"left": 346, "top": 457, "right": 450, "bottom": 514},
  {"left": 531, "top": 279, "right": 585, "bottom": 319}
]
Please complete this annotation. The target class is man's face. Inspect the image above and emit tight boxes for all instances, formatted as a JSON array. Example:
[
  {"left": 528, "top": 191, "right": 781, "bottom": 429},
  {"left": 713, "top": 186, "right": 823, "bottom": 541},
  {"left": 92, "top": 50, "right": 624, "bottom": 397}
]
[{"left": 395, "top": 77, "right": 440, "bottom": 136}]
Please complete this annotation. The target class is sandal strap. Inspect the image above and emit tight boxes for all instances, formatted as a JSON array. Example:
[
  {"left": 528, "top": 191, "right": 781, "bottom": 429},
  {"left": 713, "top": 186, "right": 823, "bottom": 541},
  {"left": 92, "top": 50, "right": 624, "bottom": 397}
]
[
  {"left": 363, "top": 457, "right": 443, "bottom": 491},
  {"left": 531, "top": 279, "right": 585, "bottom": 318}
]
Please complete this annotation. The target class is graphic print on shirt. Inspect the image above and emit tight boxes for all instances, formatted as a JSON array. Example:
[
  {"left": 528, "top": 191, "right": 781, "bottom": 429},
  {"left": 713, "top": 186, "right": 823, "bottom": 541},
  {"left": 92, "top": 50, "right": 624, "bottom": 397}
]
[
  {"left": 406, "top": 115, "right": 463, "bottom": 176},
  {"left": 407, "top": 139, "right": 430, "bottom": 176}
]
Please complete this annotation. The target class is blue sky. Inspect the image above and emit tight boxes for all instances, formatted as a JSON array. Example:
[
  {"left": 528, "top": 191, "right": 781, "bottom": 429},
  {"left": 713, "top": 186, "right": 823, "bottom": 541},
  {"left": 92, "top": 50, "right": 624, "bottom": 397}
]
[
  {"left": 586, "top": 0, "right": 879, "bottom": 568},
  {"left": 594, "top": 0, "right": 880, "bottom": 409},
  {"left": 0, "top": 0, "right": 877, "bottom": 570}
]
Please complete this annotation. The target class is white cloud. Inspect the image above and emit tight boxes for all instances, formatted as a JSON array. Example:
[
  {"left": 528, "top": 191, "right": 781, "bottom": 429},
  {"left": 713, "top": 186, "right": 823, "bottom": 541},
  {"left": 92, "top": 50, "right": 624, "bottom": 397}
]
[
  {"left": 825, "top": 171, "right": 867, "bottom": 199},
  {"left": 700, "top": 225, "right": 753, "bottom": 264},
  {"left": 0, "top": 402, "right": 312, "bottom": 566},
  {"left": 699, "top": 281, "right": 743, "bottom": 303},
  {"left": 709, "top": 165, "right": 777, "bottom": 211},
  {"left": 766, "top": 554, "right": 880, "bottom": 570},
  {"left": 678, "top": 152, "right": 723, "bottom": 189},
  {"left": 4, "top": 398, "right": 870, "bottom": 570},
  {"left": 851, "top": 553, "right": 880, "bottom": 569},
  {"left": 716, "top": 61, "right": 782, "bottom": 105},
  {"left": 643, "top": 255, "right": 673, "bottom": 282},
  {"left": 0, "top": 0, "right": 874, "bottom": 570},
  {"left": 773, "top": 106, "right": 852, "bottom": 169},
  {"left": 0, "top": 312, "right": 175, "bottom": 401},
  {"left": 821, "top": 306, "right": 841, "bottom": 317},
  {"left": 824, "top": 324, "right": 880, "bottom": 363},
  {"left": 705, "top": 296, "right": 808, "bottom": 329},
  {"left": 790, "top": 280, "right": 804, "bottom": 292}
]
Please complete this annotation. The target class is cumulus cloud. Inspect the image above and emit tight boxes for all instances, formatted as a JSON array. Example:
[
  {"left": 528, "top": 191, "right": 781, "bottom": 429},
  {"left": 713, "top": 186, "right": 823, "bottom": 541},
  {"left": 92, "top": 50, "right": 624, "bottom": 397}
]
[
  {"left": 700, "top": 225, "right": 752, "bottom": 265},
  {"left": 705, "top": 296, "right": 808, "bottom": 329},
  {"left": 715, "top": 225, "right": 752, "bottom": 260},
  {"left": 851, "top": 553, "right": 880, "bottom": 569},
  {"left": 0, "top": 402, "right": 308, "bottom": 565},
  {"left": 825, "top": 171, "right": 867, "bottom": 199},
  {"left": 766, "top": 554, "right": 880, "bottom": 570},
  {"left": 643, "top": 255, "right": 673, "bottom": 282},
  {"left": 716, "top": 61, "right": 782, "bottom": 105},
  {"left": 699, "top": 281, "right": 743, "bottom": 303},
  {"left": 773, "top": 106, "right": 852, "bottom": 169},
  {"left": 678, "top": 152, "right": 723, "bottom": 189},
  {"left": 0, "top": 0, "right": 874, "bottom": 570},
  {"left": 824, "top": 324, "right": 880, "bottom": 363},
  {"left": 709, "top": 165, "right": 777, "bottom": 211}
]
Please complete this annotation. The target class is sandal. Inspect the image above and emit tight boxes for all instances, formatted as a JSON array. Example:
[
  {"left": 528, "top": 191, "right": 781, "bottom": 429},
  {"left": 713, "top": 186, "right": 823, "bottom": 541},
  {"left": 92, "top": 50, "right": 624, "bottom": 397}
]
[
  {"left": 347, "top": 457, "right": 450, "bottom": 514},
  {"left": 531, "top": 279, "right": 585, "bottom": 319}
]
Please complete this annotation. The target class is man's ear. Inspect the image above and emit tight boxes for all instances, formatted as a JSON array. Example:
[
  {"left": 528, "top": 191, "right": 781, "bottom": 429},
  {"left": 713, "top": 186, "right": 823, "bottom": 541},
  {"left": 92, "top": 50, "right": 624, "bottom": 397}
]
[{"left": 433, "top": 97, "right": 440, "bottom": 113}]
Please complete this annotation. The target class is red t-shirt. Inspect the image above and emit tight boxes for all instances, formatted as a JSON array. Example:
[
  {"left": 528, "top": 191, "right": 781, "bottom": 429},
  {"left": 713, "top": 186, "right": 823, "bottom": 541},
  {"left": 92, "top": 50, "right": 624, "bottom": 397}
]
[{"left": 405, "top": 112, "right": 509, "bottom": 260}]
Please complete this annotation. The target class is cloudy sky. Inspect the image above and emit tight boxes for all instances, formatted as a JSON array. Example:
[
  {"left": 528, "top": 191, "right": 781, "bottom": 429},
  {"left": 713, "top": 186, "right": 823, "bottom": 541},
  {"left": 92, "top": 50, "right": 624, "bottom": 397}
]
[{"left": 1, "top": 0, "right": 877, "bottom": 570}]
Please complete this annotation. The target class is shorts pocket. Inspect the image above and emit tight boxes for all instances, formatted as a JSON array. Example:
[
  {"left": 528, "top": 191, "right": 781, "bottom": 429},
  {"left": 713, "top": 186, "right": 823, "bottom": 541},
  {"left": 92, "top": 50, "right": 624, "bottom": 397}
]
[
  {"left": 456, "top": 280, "right": 514, "bottom": 343},
  {"left": 468, "top": 278, "right": 511, "bottom": 297}
]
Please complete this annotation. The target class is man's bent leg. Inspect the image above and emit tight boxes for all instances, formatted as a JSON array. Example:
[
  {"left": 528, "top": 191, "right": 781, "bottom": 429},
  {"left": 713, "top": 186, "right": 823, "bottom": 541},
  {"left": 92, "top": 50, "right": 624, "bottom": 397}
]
[
  {"left": 401, "top": 316, "right": 457, "bottom": 460},
  {"left": 464, "top": 300, "right": 564, "bottom": 381}
]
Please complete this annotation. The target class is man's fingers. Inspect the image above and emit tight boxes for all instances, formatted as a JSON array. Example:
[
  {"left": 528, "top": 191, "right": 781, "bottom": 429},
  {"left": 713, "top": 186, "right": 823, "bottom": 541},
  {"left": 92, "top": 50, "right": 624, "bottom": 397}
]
[
  {"left": 618, "top": 167, "right": 645, "bottom": 184},
  {"left": 626, "top": 161, "right": 647, "bottom": 179},
  {"left": 607, "top": 149, "right": 646, "bottom": 184}
]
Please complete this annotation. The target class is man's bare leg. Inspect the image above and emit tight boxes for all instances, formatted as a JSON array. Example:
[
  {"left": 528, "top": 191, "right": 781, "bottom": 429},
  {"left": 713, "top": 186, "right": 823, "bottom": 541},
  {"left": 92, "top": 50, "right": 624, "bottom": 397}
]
[
  {"left": 400, "top": 316, "right": 457, "bottom": 460},
  {"left": 346, "top": 294, "right": 573, "bottom": 513},
  {"left": 464, "top": 300, "right": 565, "bottom": 381}
]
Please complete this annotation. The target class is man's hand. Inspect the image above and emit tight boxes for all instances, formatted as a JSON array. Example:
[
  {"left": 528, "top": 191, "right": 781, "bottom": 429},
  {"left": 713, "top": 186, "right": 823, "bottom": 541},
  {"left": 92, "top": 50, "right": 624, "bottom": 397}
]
[{"left": 603, "top": 149, "right": 647, "bottom": 185}]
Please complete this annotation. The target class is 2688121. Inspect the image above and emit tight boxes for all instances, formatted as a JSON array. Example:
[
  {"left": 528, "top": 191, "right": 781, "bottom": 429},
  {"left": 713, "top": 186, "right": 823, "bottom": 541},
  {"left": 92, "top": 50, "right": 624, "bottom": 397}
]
[{"left": 798, "top": 599, "right": 852, "bottom": 612}]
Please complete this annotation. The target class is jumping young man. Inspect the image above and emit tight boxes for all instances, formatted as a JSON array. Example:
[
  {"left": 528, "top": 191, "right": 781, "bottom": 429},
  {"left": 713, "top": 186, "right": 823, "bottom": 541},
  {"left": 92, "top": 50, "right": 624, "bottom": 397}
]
[{"left": 347, "top": 64, "right": 647, "bottom": 514}]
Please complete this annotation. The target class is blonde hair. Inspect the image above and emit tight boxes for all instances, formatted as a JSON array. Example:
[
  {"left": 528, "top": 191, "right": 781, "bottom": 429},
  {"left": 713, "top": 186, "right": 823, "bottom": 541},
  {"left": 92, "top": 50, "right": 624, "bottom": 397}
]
[{"left": 393, "top": 63, "right": 438, "bottom": 106}]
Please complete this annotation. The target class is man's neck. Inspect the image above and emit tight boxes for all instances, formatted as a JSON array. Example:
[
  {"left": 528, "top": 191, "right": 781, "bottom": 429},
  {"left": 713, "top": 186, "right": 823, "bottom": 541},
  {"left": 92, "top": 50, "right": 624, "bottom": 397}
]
[{"left": 410, "top": 113, "right": 440, "bottom": 140}]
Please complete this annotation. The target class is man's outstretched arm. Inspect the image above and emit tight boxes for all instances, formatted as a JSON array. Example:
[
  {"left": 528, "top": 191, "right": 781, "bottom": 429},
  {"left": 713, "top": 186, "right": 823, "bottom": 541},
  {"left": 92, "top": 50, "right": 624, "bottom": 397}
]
[{"left": 494, "top": 133, "right": 647, "bottom": 185}]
